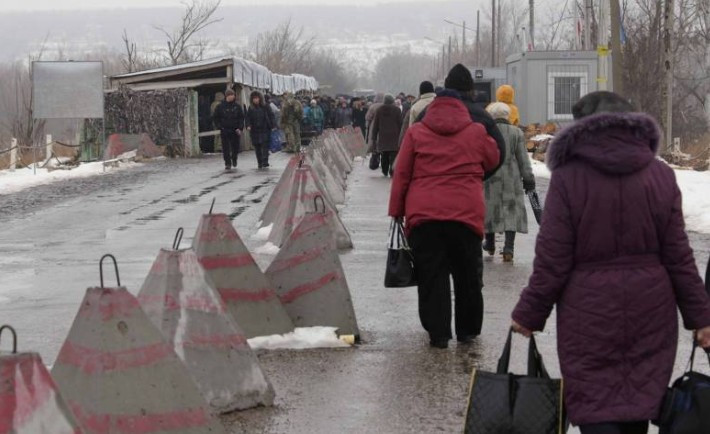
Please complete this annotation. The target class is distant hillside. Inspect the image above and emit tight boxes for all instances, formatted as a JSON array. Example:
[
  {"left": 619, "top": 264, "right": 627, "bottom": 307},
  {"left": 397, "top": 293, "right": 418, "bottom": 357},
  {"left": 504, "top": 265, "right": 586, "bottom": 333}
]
[{"left": 0, "top": 2, "right": 475, "bottom": 70}]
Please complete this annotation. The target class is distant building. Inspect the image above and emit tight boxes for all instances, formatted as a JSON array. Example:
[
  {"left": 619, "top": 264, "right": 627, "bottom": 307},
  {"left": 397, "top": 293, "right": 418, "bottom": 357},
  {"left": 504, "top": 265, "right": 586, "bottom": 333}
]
[
  {"left": 107, "top": 57, "right": 318, "bottom": 156},
  {"left": 506, "top": 50, "right": 613, "bottom": 126},
  {"left": 467, "top": 67, "right": 507, "bottom": 104}
]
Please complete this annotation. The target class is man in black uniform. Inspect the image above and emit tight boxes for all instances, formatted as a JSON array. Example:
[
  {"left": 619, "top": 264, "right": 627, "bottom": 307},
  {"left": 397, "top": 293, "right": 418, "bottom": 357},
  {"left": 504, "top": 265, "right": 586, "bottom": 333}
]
[{"left": 212, "top": 88, "right": 245, "bottom": 170}]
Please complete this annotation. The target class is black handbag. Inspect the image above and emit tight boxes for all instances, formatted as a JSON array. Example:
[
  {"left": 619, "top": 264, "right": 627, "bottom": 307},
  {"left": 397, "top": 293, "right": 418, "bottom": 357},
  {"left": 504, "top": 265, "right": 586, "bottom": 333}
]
[
  {"left": 527, "top": 191, "right": 543, "bottom": 225},
  {"left": 654, "top": 336, "right": 710, "bottom": 434},
  {"left": 384, "top": 220, "right": 417, "bottom": 288},
  {"left": 465, "top": 329, "right": 568, "bottom": 434},
  {"left": 369, "top": 152, "right": 381, "bottom": 170}
]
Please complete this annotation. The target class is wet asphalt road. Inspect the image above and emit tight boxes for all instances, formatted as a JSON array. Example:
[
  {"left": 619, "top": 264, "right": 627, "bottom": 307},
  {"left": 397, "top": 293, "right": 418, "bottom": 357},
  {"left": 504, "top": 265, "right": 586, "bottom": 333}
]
[{"left": 1, "top": 152, "right": 708, "bottom": 433}]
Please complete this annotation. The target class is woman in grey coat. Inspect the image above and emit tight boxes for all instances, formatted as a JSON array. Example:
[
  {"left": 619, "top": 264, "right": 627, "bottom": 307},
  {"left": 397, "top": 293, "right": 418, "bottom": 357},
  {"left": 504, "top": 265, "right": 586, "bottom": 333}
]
[{"left": 483, "top": 102, "right": 535, "bottom": 261}]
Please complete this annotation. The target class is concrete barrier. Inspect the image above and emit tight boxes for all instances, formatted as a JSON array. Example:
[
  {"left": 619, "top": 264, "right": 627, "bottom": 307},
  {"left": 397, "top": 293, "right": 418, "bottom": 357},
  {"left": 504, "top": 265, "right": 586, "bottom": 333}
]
[
  {"left": 0, "top": 325, "right": 81, "bottom": 434},
  {"left": 266, "top": 212, "right": 360, "bottom": 337},
  {"left": 258, "top": 155, "right": 299, "bottom": 228},
  {"left": 266, "top": 166, "right": 352, "bottom": 250},
  {"left": 138, "top": 247, "right": 275, "bottom": 413},
  {"left": 193, "top": 214, "right": 295, "bottom": 338},
  {"left": 51, "top": 286, "right": 226, "bottom": 434}
]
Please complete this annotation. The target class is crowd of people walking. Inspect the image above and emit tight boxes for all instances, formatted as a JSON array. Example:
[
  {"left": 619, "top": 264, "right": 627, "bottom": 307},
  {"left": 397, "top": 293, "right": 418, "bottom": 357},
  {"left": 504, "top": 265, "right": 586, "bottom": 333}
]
[{"left": 380, "top": 63, "right": 710, "bottom": 434}]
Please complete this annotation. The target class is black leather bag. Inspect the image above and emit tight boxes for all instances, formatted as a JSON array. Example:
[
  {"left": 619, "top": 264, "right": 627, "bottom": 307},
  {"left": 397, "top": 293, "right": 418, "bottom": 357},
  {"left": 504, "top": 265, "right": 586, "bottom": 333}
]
[
  {"left": 369, "top": 152, "right": 380, "bottom": 170},
  {"left": 654, "top": 336, "right": 710, "bottom": 434},
  {"left": 384, "top": 220, "right": 417, "bottom": 288},
  {"left": 465, "top": 330, "right": 567, "bottom": 434},
  {"left": 527, "top": 191, "right": 543, "bottom": 225}
]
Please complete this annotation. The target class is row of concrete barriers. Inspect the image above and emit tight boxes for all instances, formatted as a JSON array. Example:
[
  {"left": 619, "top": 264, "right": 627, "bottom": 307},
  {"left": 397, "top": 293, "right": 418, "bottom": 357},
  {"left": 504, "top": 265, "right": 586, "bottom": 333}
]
[{"left": 0, "top": 127, "right": 368, "bottom": 433}]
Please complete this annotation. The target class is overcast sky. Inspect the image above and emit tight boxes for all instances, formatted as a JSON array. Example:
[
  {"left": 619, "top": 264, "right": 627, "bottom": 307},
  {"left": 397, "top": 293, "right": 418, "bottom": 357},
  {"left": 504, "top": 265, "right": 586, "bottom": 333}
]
[{"left": 0, "top": 0, "right": 451, "bottom": 12}]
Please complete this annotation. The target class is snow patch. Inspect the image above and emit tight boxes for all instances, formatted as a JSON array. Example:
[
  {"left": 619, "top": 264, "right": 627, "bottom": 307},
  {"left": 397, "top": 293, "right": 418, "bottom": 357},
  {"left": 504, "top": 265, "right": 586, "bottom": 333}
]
[
  {"left": 0, "top": 160, "right": 141, "bottom": 195},
  {"left": 251, "top": 224, "right": 273, "bottom": 241},
  {"left": 675, "top": 169, "right": 710, "bottom": 234},
  {"left": 530, "top": 158, "right": 551, "bottom": 179},
  {"left": 255, "top": 242, "right": 280, "bottom": 255},
  {"left": 354, "top": 156, "right": 364, "bottom": 162},
  {"left": 248, "top": 327, "right": 351, "bottom": 350},
  {"left": 530, "top": 134, "right": 555, "bottom": 142}
]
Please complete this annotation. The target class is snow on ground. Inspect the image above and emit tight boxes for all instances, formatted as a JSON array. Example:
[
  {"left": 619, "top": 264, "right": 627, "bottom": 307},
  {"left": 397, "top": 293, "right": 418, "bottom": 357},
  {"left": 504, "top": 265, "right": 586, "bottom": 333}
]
[
  {"left": 530, "top": 156, "right": 710, "bottom": 234},
  {"left": 251, "top": 223, "right": 273, "bottom": 241},
  {"left": 0, "top": 160, "right": 141, "bottom": 195},
  {"left": 674, "top": 169, "right": 710, "bottom": 234},
  {"left": 248, "top": 327, "right": 351, "bottom": 350},
  {"left": 254, "top": 242, "right": 280, "bottom": 255}
]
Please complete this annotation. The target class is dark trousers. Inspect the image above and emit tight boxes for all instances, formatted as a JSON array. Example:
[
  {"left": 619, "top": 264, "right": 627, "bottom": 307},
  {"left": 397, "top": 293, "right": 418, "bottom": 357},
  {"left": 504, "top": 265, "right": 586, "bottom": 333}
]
[
  {"left": 221, "top": 132, "right": 240, "bottom": 167},
  {"left": 484, "top": 232, "right": 516, "bottom": 254},
  {"left": 409, "top": 221, "right": 484, "bottom": 341},
  {"left": 253, "top": 141, "right": 269, "bottom": 167},
  {"left": 579, "top": 422, "right": 649, "bottom": 434},
  {"left": 381, "top": 151, "right": 397, "bottom": 176}
]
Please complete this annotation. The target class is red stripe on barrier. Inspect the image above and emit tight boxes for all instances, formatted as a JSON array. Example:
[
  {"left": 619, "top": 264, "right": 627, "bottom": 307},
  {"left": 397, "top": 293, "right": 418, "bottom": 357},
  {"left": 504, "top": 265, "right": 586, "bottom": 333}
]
[
  {"left": 0, "top": 354, "right": 56, "bottom": 432},
  {"left": 289, "top": 214, "right": 330, "bottom": 240},
  {"left": 69, "top": 402, "right": 210, "bottom": 434},
  {"left": 137, "top": 293, "right": 224, "bottom": 314},
  {"left": 199, "top": 253, "right": 254, "bottom": 270},
  {"left": 218, "top": 288, "right": 276, "bottom": 303},
  {"left": 182, "top": 333, "right": 248, "bottom": 350},
  {"left": 55, "top": 341, "right": 174, "bottom": 375},
  {"left": 269, "top": 245, "right": 328, "bottom": 274},
  {"left": 279, "top": 272, "right": 340, "bottom": 304},
  {"left": 78, "top": 289, "right": 142, "bottom": 322}
]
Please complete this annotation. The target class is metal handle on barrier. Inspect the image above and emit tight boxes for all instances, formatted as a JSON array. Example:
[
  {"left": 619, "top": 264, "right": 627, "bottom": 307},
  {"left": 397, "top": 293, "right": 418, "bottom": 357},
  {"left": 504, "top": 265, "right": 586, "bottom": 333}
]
[
  {"left": 173, "top": 228, "right": 184, "bottom": 250},
  {"left": 0, "top": 325, "right": 18, "bottom": 354},
  {"left": 209, "top": 198, "right": 216, "bottom": 215},
  {"left": 99, "top": 254, "right": 121, "bottom": 288},
  {"left": 314, "top": 195, "right": 326, "bottom": 214}
]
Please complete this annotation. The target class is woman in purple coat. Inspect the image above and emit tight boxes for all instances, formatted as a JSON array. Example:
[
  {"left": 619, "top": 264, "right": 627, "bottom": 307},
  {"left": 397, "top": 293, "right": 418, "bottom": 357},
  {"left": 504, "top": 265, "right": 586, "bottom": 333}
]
[{"left": 510, "top": 92, "right": 710, "bottom": 434}]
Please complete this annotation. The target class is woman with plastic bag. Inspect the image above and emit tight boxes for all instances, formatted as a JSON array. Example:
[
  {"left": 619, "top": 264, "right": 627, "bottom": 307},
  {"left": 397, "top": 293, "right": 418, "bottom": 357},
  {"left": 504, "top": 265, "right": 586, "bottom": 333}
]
[{"left": 511, "top": 91, "right": 710, "bottom": 434}]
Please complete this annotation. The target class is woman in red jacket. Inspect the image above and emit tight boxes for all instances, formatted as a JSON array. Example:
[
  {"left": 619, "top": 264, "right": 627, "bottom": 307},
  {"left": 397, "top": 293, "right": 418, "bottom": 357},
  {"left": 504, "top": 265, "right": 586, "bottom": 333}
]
[{"left": 389, "top": 89, "right": 500, "bottom": 348}]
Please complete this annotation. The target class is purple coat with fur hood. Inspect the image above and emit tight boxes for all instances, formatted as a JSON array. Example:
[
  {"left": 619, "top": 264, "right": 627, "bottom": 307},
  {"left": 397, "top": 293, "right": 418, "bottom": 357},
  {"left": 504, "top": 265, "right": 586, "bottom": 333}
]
[{"left": 512, "top": 112, "right": 710, "bottom": 425}]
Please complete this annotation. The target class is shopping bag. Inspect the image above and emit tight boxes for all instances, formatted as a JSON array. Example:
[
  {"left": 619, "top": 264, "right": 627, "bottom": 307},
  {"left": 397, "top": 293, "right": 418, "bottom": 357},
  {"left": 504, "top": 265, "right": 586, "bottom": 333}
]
[
  {"left": 369, "top": 152, "right": 380, "bottom": 171},
  {"left": 654, "top": 336, "right": 710, "bottom": 434},
  {"left": 270, "top": 130, "right": 283, "bottom": 153},
  {"left": 465, "top": 329, "right": 567, "bottom": 434},
  {"left": 384, "top": 220, "right": 417, "bottom": 288},
  {"left": 527, "top": 191, "right": 543, "bottom": 224}
]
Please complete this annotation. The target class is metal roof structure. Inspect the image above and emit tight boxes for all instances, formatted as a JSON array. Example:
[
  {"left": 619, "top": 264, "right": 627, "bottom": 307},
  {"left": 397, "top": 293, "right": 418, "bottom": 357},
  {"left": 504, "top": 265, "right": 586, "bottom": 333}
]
[{"left": 110, "top": 57, "right": 318, "bottom": 94}]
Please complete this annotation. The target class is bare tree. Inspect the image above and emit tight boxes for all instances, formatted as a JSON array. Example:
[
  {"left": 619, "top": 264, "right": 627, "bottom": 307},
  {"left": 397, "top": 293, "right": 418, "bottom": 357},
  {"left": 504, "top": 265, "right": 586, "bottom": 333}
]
[
  {"left": 251, "top": 19, "right": 316, "bottom": 74},
  {"left": 154, "top": 0, "right": 223, "bottom": 65},
  {"left": 121, "top": 30, "right": 138, "bottom": 73}
]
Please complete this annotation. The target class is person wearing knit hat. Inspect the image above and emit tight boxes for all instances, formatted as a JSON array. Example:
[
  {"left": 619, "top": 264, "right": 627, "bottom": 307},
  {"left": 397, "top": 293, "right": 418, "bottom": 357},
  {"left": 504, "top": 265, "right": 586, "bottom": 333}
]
[
  {"left": 444, "top": 63, "right": 475, "bottom": 92},
  {"left": 413, "top": 64, "right": 506, "bottom": 180},
  {"left": 389, "top": 83, "right": 501, "bottom": 348}
]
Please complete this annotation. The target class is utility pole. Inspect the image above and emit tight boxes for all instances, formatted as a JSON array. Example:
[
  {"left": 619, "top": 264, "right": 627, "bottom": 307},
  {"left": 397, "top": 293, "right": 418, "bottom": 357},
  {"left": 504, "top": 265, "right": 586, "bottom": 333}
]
[
  {"left": 442, "top": 45, "right": 446, "bottom": 79},
  {"left": 462, "top": 20, "right": 466, "bottom": 63},
  {"left": 597, "top": 0, "right": 609, "bottom": 91},
  {"left": 476, "top": 10, "right": 481, "bottom": 66},
  {"left": 573, "top": 0, "right": 580, "bottom": 50},
  {"left": 703, "top": 0, "right": 710, "bottom": 130},
  {"left": 661, "top": 0, "right": 675, "bottom": 154},
  {"left": 497, "top": 0, "right": 502, "bottom": 64},
  {"left": 491, "top": 0, "right": 496, "bottom": 66},
  {"left": 584, "top": 0, "right": 593, "bottom": 50},
  {"left": 529, "top": 0, "right": 535, "bottom": 50},
  {"left": 448, "top": 35, "right": 452, "bottom": 71},
  {"left": 609, "top": 0, "right": 624, "bottom": 96}
]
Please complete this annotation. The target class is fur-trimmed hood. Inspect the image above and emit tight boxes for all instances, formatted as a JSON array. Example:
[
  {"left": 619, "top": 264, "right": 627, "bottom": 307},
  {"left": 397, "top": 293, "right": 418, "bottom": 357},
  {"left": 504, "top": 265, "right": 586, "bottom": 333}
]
[{"left": 546, "top": 112, "right": 661, "bottom": 174}]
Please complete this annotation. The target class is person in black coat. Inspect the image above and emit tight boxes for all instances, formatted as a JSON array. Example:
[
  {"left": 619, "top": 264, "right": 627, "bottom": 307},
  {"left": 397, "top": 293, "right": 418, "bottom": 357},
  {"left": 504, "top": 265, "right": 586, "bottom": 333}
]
[
  {"left": 246, "top": 91, "right": 276, "bottom": 169},
  {"left": 212, "top": 88, "right": 245, "bottom": 170}
]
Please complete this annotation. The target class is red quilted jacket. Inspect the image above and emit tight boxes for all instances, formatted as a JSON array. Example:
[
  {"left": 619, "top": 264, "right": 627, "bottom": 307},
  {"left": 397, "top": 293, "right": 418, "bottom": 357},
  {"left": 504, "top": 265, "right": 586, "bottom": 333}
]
[{"left": 388, "top": 96, "right": 499, "bottom": 237}]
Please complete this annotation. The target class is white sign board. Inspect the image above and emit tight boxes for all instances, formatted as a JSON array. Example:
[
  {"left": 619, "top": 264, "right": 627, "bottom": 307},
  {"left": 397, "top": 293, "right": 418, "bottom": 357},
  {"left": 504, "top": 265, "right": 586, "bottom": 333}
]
[{"left": 32, "top": 61, "right": 104, "bottom": 119}]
